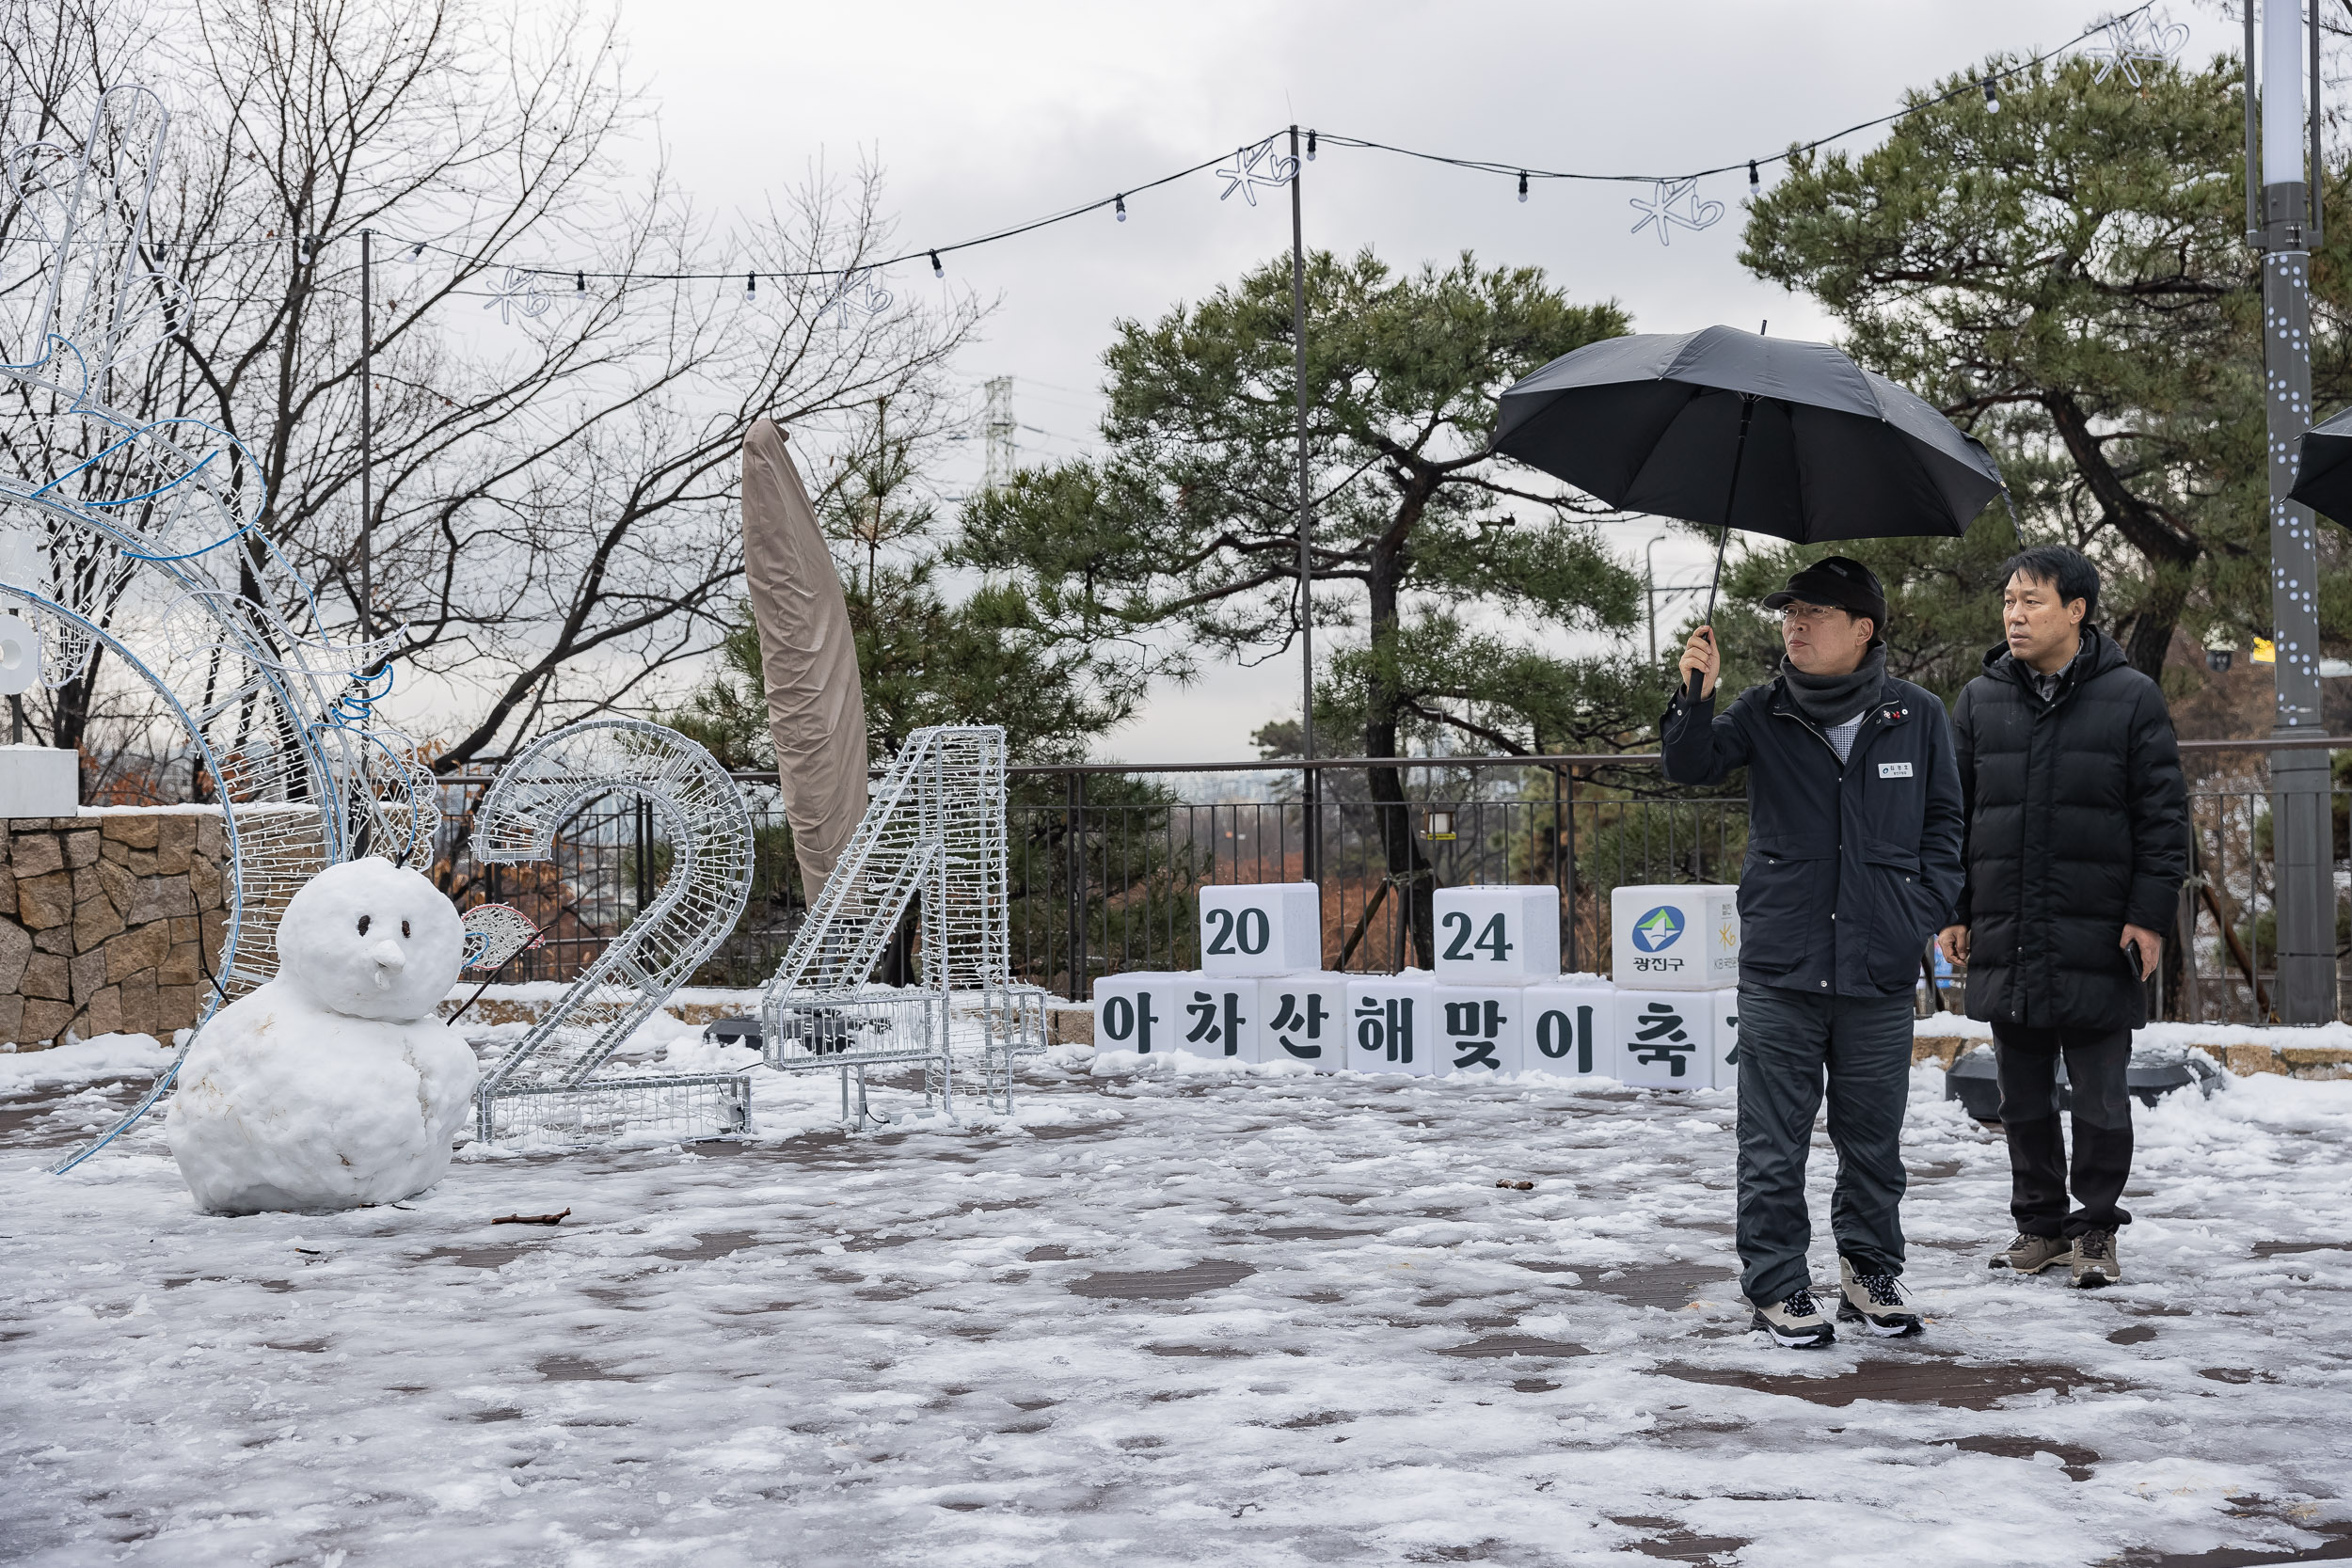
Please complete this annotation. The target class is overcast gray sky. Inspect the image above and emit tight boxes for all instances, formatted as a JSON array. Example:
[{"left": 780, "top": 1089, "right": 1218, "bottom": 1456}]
[{"left": 606, "top": 0, "right": 2235, "bottom": 762}]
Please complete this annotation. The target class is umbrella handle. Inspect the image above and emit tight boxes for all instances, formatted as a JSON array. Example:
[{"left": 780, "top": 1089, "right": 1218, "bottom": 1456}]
[{"left": 1685, "top": 399, "right": 1754, "bottom": 706}]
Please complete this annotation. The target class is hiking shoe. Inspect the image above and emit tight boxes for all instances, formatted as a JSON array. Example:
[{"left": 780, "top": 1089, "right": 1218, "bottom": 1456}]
[
  {"left": 1990, "top": 1231, "right": 2073, "bottom": 1275},
  {"left": 2071, "top": 1229, "right": 2122, "bottom": 1290},
  {"left": 1836, "top": 1256, "right": 1924, "bottom": 1338},
  {"left": 1749, "top": 1288, "right": 1836, "bottom": 1349}
]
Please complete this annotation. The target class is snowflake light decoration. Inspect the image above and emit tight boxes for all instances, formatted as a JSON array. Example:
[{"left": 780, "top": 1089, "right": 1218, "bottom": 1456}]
[
  {"left": 1628, "top": 179, "right": 1724, "bottom": 245},
  {"left": 2089, "top": 11, "right": 2188, "bottom": 87},
  {"left": 1216, "top": 136, "right": 1297, "bottom": 206},
  {"left": 819, "top": 266, "right": 893, "bottom": 330},
  {"left": 482, "top": 267, "right": 550, "bottom": 325}
]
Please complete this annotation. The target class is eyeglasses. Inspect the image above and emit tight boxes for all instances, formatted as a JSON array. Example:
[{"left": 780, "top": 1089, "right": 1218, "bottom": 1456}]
[{"left": 1778, "top": 602, "right": 1848, "bottom": 626}]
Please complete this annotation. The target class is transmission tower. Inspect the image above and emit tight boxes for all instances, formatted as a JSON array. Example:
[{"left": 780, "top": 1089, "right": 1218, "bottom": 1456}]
[{"left": 981, "top": 376, "right": 1016, "bottom": 493}]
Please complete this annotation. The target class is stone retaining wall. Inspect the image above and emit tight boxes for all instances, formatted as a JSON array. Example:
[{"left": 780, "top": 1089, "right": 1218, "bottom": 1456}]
[{"left": 1, "top": 812, "right": 230, "bottom": 1048}]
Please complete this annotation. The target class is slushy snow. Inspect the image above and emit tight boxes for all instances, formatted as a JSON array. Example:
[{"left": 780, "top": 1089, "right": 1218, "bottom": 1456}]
[
  {"left": 4, "top": 1032, "right": 2350, "bottom": 1564},
  {"left": 164, "top": 858, "right": 479, "bottom": 1214}
]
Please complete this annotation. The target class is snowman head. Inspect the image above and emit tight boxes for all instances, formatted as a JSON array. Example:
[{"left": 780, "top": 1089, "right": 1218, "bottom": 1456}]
[{"left": 275, "top": 858, "right": 465, "bottom": 1022}]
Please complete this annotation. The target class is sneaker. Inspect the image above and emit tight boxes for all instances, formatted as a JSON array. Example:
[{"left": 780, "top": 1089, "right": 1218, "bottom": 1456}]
[
  {"left": 1749, "top": 1287, "right": 1836, "bottom": 1349},
  {"left": 2071, "top": 1229, "right": 2122, "bottom": 1290},
  {"left": 1990, "top": 1231, "right": 2073, "bottom": 1275},
  {"left": 1836, "top": 1256, "right": 1924, "bottom": 1338}
]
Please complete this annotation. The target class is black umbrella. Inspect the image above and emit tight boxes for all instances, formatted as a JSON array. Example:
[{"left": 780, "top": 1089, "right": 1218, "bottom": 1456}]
[
  {"left": 1494, "top": 325, "right": 2006, "bottom": 694},
  {"left": 2290, "top": 404, "right": 2352, "bottom": 525}
]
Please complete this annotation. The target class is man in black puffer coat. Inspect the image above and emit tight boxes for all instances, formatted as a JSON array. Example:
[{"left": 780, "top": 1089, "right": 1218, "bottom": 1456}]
[{"left": 1938, "top": 546, "right": 2186, "bottom": 1291}]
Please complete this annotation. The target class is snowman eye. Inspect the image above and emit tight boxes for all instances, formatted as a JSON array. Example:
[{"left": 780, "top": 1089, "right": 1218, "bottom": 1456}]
[
  {"left": 357, "top": 914, "right": 372, "bottom": 936},
  {"left": 401, "top": 919, "right": 411, "bottom": 939}
]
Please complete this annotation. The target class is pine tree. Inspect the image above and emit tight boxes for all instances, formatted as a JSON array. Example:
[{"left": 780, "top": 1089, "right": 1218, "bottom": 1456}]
[
  {"left": 958, "top": 248, "right": 1648, "bottom": 962},
  {"left": 1740, "top": 52, "right": 2352, "bottom": 687}
]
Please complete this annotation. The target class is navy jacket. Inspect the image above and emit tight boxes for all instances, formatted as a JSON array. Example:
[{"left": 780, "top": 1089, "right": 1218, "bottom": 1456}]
[
  {"left": 1661, "top": 667, "right": 1965, "bottom": 997},
  {"left": 1949, "top": 626, "right": 2186, "bottom": 1029}
]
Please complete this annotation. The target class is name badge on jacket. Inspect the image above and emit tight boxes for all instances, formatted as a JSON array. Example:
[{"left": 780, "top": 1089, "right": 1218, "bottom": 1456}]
[{"left": 1878, "top": 761, "right": 1914, "bottom": 779}]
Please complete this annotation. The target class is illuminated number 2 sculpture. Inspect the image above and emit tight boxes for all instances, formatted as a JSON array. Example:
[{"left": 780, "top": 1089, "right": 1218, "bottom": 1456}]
[{"left": 467, "top": 719, "right": 755, "bottom": 1143}]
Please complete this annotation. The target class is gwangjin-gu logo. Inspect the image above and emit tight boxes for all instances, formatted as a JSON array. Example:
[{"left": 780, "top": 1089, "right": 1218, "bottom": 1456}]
[{"left": 1631, "top": 906, "right": 1684, "bottom": 952}]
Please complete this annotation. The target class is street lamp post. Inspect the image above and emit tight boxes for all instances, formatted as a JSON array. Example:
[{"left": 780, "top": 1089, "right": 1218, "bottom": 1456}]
[{"left": 2252, "top": 0, "right": 2334, "bottom": 1022}]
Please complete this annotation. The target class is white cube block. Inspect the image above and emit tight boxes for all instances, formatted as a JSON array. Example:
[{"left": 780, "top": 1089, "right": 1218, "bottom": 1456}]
[
  {"left": 1523, "top": 982, "right": 1619, "bottom": 1080},
  {"left": 1433, "top": 984, "right": 1527, "bottom": 1077},
  {"left": 1343, "top": 974, "right": 1435, "bottom": 1076},
  {"left": 1704, "top": 988, "right": 1740, "bottom": 1091},
  {"left": 1611, "top": 989, "right": 1713, "bottom": 1088},
  {"left": 1610, "top": 883, "right": 1739, "bottom": 990},
  {"left": 1257, "top": 973, "right": 1347, "bottom": 1069},
  {"left": 1199, "top": 881, "right": 1322, "bottom": 975},
  {"left": 1431, "top": 885, "right": 1560, "bottom": 986},
  {"left": 0, "top": 745, "right": 77, "bottom": 818},
  {"left": 1093, "top": 972, "right": 1185, "bottom": 1056},
  {"left": 1175, "top": 974, "right": 1257, "bottom": 1061}
]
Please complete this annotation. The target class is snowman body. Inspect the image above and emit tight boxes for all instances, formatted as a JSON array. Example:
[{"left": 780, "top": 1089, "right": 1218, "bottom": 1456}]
[{"left": 167, "top": 859, "right": 479, "bottom": 1214}]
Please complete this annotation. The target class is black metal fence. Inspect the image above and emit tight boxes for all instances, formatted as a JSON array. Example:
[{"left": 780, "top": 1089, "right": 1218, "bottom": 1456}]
[{"left": 426, "top": 749, "right": 2350, "bottom": 1026}]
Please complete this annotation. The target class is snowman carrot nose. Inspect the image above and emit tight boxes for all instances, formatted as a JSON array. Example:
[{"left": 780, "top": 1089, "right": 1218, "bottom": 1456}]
[{"left": 368, "top": 939, "right": 408, "bottom": 986}]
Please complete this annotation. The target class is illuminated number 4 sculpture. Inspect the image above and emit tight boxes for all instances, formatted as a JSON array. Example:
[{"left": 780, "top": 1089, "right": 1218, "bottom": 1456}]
[{"left": 757, "top": 723, "right": 1049, "bottom": 1131}]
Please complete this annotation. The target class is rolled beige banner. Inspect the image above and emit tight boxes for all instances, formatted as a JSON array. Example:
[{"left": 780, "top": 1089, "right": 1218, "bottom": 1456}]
[{"left": 739, "top": 418, "right": 867, "bottom": 903}]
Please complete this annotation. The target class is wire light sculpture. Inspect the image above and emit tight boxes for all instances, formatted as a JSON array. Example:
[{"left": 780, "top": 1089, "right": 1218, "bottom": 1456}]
[
  {"left": 5, "top": 87, "right": 434, "bottom": 1173},
  {"left": 2090, "top": 10, "right": 2189, "bottom": 87},
  {"left": 1627, "top": 178, "right": 1725, "bottom": 245},
  {"left": 467, "top": 719, "right": 755, "bottom": 1145},
  {"left": 1216, "top": 136, "right": 1299, "bottom": 206},
  {"left": 757, "top": 723, "right": 1048, "bottom": 1130}
]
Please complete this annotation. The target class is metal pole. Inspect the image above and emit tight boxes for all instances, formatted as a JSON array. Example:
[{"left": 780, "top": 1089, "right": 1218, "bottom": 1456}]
[
  {"left": 1065, "top": 770, "right": 1085, "bottom": 1002},
  {"left": 1290, "top": 124, "right": 1320, "bottom": 895},
  {"left": 2259, "top": 0, "right": 2335, "bottom": 1022},
  {"left": 1645, "top": 535, "right": 1661, "bottom": 667},
  {"left": 358, "top": 229, "right": 373, "bottom": 642}
]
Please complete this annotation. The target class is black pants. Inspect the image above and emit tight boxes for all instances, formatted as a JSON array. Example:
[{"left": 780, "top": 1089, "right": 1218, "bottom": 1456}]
[
  {"left": 1734, "top": 981, "right": 1915, "bottom": 1307},
  {"left": 1992, "top": 1021, "right": 2134, "bottom": 1237}
]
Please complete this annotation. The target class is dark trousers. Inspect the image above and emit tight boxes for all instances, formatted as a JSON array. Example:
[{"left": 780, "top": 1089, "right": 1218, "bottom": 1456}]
[
  {"left": 1734, "top": 981, "right": 1915, "bottom": 1307},
  {"left": 1992, "top": 1022, "right": 2134, "bottom": 1236}
]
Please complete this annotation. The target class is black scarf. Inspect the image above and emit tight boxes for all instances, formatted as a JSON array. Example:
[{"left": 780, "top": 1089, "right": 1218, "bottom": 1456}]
[{"left": 1780, "top": 643, "right": 1886, "bottom": 727}]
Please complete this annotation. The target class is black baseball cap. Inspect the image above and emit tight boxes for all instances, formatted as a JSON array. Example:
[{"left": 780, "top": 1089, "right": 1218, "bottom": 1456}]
[{"left": 1762, "top": 555, "right": 1887, "bottom": 640}]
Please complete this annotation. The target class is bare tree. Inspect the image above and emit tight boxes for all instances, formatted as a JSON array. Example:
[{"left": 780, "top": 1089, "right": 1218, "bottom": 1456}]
[{"left": 2, "top": 0, "right": 985, "bottom": 775}]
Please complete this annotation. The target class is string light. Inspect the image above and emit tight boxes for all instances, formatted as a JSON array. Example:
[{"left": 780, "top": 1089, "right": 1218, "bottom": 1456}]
[
  {"left": 114, "top": 0, "right": 2147, "bottom": 324},
  {"left": 743, "top": 271, "right": 756, "bottom": 303}
]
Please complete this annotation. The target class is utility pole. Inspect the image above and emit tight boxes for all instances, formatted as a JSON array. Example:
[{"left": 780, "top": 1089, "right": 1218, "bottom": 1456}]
[
  {"left": 358, "top": 229, "right": 373, "bottom": 643},
  {"left": 2250, "top": 0, "right": 2334, "bottom": 1022},
  {"left": 981, "top": 375, "right": 1016, "bottom": 494},
  {"left": 1290, "top": 124, "right": 1320, "bottom": 888}
]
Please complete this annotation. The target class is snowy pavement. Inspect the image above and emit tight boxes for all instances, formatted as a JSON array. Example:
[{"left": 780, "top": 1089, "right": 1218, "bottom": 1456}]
[{"left": 4, "top": 1039, "right": 2351, "bottom": 1567}]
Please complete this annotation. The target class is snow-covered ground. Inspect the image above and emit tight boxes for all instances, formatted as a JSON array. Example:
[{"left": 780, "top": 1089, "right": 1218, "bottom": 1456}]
[{"left": 4, "top": 1037, "right": 2350, "bottom": 1566}]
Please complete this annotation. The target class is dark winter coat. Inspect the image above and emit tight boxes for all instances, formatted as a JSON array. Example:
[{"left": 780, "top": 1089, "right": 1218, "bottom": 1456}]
[
  {"left": 1949, "top": 625, "right": 2187, "bottom": 1029},
  {"left": 1661, "top": 667, "right": 1965, "bottom": 998}
]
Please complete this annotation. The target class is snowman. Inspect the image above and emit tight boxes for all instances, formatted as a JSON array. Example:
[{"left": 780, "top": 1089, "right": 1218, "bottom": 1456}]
[{"left": 167, "top": 857, "right": 480, "bottom": 1214}]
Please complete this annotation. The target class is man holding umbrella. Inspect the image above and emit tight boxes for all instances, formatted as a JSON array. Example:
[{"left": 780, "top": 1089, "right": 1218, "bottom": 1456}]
[
  {"left": 1491, "top": 323, "right": 2004, "bottom": 1346},
  {"left": 1666, "top": 560, "right": 1963, "bottom": 1346}
]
